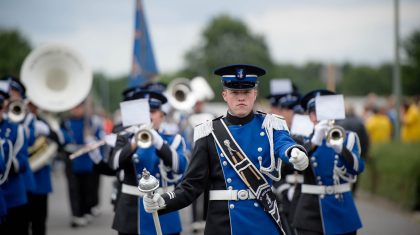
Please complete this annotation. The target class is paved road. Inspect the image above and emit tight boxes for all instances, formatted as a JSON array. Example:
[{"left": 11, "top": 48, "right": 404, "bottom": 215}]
[{"left": 47, "top": 166, "right": 420, "bottom": 235}]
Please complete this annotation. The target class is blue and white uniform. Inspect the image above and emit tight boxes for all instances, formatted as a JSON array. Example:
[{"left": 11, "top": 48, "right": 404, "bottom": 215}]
[
  {"left": 159, "top": 112, "right": 305, "bottom": 235},
  {"left": 110, "top": 130, "right": 188, "bottom": 235},
  {"left": 293, "top": 131, "right": 364, "bottom": 235}
]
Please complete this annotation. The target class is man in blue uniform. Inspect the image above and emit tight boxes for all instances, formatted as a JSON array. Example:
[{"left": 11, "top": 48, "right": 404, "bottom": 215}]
[
  {"left": 2, "top": 75, "right": 60, "bottom": 235},
  {"left": 293, "top": 89, "right": 365, "bottom": 235},
  {"left": 0, "top": 80, "right": 30, "bottom": 234},
  {"left": 109, "top": 85, "right": 188, "bottom": 235},
  {"left": 61, "top": 101, "right": 105, "bottom": 227},
  {"left": 143, "top": 64, "right": 309, "bottom": 235}
]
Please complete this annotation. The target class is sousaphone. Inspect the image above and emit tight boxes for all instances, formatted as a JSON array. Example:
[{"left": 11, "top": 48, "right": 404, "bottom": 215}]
[{"left": 20, "top": 43, "right": 93, "bottom": 170}]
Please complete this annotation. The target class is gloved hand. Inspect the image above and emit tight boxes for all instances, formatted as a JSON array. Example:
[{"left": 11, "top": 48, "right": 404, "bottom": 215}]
[
  {"left": 289, "top": 147, "right": 309, "bottom": 171},
  {"left": 34, "top": 120, "right": 50, "bottom": 136},
  {"left": 150, "top": 129, "right": 164, "bottom": 150},
  {"left": 327, "top": 139, "right": 343, "bottom": 154},
  {"left": 115, "top": 135, "right": 135, "bottom": 159},
  {"left": 143, "top": 193, "right": 165, "bottom": 213},
  {"left": 311, "top": 120, "right": 329, "bottom": 146},
  {"left": 88, "top": 148, "right": 102, "bottom": 164}
]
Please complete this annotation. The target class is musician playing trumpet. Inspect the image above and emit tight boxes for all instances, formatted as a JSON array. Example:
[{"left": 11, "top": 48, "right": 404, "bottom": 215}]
[
  {"left": 109, "top": 85, "right": 188, "bottom": 235},
  {"left": 293, "top": 89, "right": 365, "bottom": 235}
]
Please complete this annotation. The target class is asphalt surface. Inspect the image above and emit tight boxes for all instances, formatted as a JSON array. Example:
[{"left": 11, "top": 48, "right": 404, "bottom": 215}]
[{"left": 47, "top": 163, "right": 420, "bottom": 235}]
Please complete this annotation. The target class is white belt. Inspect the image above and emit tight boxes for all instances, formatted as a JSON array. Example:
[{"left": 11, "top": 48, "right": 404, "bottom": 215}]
[
  {"left": 285, "top": 174, "right": 304, "bottom": 184},
  {"left": 301, "top": 183, "right": 351, "bottom": 195},
  {"left": 121, "top": 184, "right": 175, "bottom": 197},
  {"left": 209, "top": 189, "right": 256, "bottom": 201}
]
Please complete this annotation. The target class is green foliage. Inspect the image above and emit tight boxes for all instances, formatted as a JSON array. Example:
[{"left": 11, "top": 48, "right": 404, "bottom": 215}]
[
  {"left": 0, "top": 29, "right": 32, "bottom": 76},
  {"left": 181, "top": 14, "right": 274, "bottom": 101},
  {"left": 359, "top": 142, "right": 420, "bottom": 210},
  {"left": 402, "top": 29, "right": 420, "bottom": 96},
  {"left": 339, "top": 63, "right": 393, "bottom": 95}
]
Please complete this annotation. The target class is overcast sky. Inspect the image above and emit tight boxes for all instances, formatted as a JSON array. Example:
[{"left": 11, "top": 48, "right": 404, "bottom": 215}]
[{"left": 1, "top": 0, "right": 420, "bottom": 77}]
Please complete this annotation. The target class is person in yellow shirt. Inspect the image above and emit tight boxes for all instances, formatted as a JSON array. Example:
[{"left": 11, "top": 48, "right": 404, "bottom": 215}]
[
  {"left": 401, "top": 99, "right": 420, "bottom": 142},
  {"left": 365, "top": 106, "right": 392, "bottom": 144}
]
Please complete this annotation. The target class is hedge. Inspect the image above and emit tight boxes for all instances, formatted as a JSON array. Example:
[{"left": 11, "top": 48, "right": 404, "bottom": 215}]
[{"left": 359, "top": 142, "right": 420, "bottom": 210}]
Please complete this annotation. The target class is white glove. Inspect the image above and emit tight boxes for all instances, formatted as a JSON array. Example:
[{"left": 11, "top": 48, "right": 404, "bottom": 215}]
[
  {"left": 327, "top": 139, "right": 343, "bottom": 153},
  {"left": 88, "top": 148, "right": 102, "bottom": 164},
  {"left": 311, "top": 120, "right": 329, "bottom": 146},
  {"left": 289, "top": 148, "right": 309, "bottom": 171},
  {"left": 150, "top": 129, "right": 164, "bottom": 150},
  {"left": 143, "top": 193, "right": 165, "bottom": 213},
  {"left": 34, "top": 120, "right": 50, "bottom": 136}
]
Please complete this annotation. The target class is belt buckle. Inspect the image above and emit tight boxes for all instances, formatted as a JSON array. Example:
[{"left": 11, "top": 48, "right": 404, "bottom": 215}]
[
  {"left": 237, "top": 190, "right": 248, "bottom": 200},
  {"left": 325, "top": 186, "right": 334, "bottom": 195}
]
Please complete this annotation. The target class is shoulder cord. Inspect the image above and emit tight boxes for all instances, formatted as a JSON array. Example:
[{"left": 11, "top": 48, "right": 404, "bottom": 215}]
[
  {"left": 259, "top": 116, "right": 282, "bottom": 181},
  {"left": 0, "top": 140, "right": 14, "bottom": 185}
]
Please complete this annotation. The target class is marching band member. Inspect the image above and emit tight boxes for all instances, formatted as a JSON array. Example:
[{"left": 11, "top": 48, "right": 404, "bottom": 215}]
[
  {"left": 61, "top": 101, "right": 105, "bottom": 227},
  {"left": 0, "top": 81, "right": 30, "bottom": 234},
  {"left": 143, "top": 64, "right": 309, "bottom": 235},
  {"left": 109, "top": 85, "right": 188, "bottom": 235},
  {"left": 266, "top": 80, "right": 306, "bottom": 235},
  {"left": 293, "top": 89, "right": 365, "bottom": 235},
  {"left": 25, "top": 101, "right": 63, "bottom": 235}
]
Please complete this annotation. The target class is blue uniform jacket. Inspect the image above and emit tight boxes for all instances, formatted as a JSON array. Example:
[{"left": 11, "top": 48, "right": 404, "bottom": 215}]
[
  {"left": 22, "top": 114, "right": 36, "bottom": 192},
  {"left": 0, "top": 118, "right": 29, "bottom": 209},
  {"left": 62, "top": 116, "right": 104, "bottom": 173},
  {"left": 294, "top": 131, "right": 364, "bottom": 234},
  {"left": 160, "top": 112, "right": 304, "bottom": 235},
  {"left": 136, "top": 133, "right": 188, "bottom": 235},
  {"left": 110, "top": 130, "right": 188, "bottom": 235}
]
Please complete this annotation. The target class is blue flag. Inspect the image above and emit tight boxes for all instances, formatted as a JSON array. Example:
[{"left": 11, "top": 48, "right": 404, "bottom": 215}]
[{"left": 128, "top": 0, "right": 158, "bottom": 88}]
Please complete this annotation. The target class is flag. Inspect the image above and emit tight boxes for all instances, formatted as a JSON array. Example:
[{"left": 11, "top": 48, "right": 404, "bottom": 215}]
[{"left": 128, "top": 0, "right": 158, "bottom": 87}]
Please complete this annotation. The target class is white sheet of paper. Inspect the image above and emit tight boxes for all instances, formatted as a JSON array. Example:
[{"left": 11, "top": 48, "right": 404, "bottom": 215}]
[
  {"left": 120, "top": 98, "right": 151, "bottom": 127},
  {"left": 315, "top": 95, "right": 345, "bottom": 121},
  {"left": 104, "top": 134, "right": 117, "bottom": 147},
  {"left": 291, "top": 114, "right": 314, "bottom": 137},
  {"left": 0, "top": 80, "right": 10, "bottom": 93},
  {"left": 270, "top": 79, "right": 292, "bottom": 94}
]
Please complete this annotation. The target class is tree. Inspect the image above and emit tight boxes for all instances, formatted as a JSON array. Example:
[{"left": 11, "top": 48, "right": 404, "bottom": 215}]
[
  {"left": 0, "top": 29, "right": 32, "bottom": 76},
  {"left": 180, "top": 14, "right": 275, "bottom": 101},
  {"left": 402, "top": 29, "right": 420, "bottom": 95}
]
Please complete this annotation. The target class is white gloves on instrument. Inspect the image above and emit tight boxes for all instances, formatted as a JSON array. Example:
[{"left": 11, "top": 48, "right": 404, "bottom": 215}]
[
  {"left": 143, "top": 193, "right": 165, "bottom": 213},
  {"left": 150, "top": 129, "right": 164, "bottom": 150},
  {"left": 289, "top": 148, "right": 309, "bottom": 171},
  {"left": 311, "top": 120, "right": 329, "bottom": 146},
  {"left": 327, "top": 140, "right": 343, "bottom": 153}
]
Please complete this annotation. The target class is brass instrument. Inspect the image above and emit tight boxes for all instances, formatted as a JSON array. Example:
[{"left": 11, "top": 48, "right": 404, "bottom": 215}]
[
  {"left": 165, "top": 78, "right": 197, "bottom": 111},
  {"left": 7, "top": 100, "right": 27, "bottom": 123},
  {"left": 20, "top": 44, "right": 93, "bottom": 168},
  {"left": 134, "top": 128, "right": 153, "bottom": 149},
  {"left": 326, "top": 120, "right": 346, "bottom": 146}
]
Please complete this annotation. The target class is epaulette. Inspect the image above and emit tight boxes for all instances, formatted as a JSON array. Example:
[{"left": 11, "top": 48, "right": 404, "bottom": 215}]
[
  {"left": 193, "top": 119, "right": 213, "bottom": 142},
  {"left": 261, "top": 113, "right": 289, "bottom": 131}
]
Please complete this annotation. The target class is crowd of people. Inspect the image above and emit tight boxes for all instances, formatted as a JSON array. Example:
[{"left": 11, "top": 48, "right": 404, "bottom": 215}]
[{"left": 0, "top": 63, "right": 418, "bottom": 235}]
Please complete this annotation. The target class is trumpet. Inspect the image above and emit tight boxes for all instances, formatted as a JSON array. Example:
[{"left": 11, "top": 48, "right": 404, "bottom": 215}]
[
  {"left": 326, "top": 120, "right": 346, "bottom": 146},
  {"left": 8, "top": 100, "right": 27, "bottom": 123},
  {"left": 134, "top": 128, "right": 153, "bottom": 149}
]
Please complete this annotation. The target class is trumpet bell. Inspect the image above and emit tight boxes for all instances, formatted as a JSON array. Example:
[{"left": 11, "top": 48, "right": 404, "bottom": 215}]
[
  {"left": 135, "top": 129, "right": 153, "bottom": 149},
  {"left": 165, "top": 78, "right": 197, "bottom": 112},
  {"left": 326, "top": 125, "right": 346, "bottom": 146},
  {"left": 8, "top": 100, "right": 27, "bottom": 123},
  {"left": 20, "top": 44, "right": 92, "bottom": 112}
]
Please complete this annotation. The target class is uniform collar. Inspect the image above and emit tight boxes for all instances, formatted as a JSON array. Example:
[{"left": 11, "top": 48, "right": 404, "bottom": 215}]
[{"left": 224, "top": 111, "right": 254, "bottom": 126}]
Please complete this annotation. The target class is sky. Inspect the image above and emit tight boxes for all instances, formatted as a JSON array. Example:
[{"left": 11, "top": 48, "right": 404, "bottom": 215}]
[{"left": 1, "top": 0, "right": 420, "bottom": 77}]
